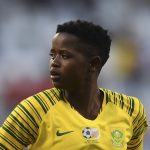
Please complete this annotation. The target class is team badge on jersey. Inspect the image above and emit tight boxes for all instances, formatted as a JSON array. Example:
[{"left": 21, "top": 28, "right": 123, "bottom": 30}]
[
  {"left": 82, "top": 127, "right": 100, "bottom": 141},
  {"left": 110, "top": 128, "right": 125, "bottom": 147}
]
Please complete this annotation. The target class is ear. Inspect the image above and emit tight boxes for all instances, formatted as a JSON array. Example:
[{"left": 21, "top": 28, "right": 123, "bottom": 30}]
[{"left": 89, "top": 56, "right": 102, "bottom": 73}]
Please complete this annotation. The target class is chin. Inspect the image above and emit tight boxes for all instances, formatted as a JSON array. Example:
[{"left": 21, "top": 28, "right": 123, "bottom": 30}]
[
  {"left": 52, "top": 81, "right": 64, "bottom": 89},
  {"left": 51, "top": 79, "right": 76, "bottom": 91}
]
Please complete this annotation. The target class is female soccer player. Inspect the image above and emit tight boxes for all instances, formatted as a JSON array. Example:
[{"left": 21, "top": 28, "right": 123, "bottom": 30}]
[{"left": 0, "top": 20, "right": 148, "bottom": 150}]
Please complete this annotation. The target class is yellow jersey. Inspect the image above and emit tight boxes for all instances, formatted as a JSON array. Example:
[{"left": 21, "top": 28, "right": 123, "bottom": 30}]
[{"left": 0, "top": 88, "right": 148, "bottom": 150}]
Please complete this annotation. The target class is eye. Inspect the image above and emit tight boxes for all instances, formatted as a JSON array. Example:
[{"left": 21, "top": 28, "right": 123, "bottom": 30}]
[
  {"left": 60, "top": 51, "right": 72, "bottom": 59},
  {"left": 61, "top": 53, "right": 69, "bottom": 59},
  {"left": 49, "top": 52, "right": 56, "bottom": 59}
]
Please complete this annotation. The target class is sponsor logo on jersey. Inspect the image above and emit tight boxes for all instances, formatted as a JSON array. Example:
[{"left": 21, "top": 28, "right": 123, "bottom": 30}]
[
  {"left": 82, "top": 127, "right": 100, "bottom": 143},
  {"left": 56, "top": 130, "right": 74, "bottom": 136},
  {"left": 111, "top": 128, "right": 125, "bottom": 147}
]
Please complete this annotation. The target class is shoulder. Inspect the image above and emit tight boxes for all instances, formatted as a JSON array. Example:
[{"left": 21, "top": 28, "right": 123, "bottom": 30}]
[
  {"left": 101, "top": 88, "right": 148, "bottom": 141},
  {"left": 20, "top": 87, "right": 62, "bottom": 115},
  {"left": 101, "top": 88, "right": 148, "bottom": 135},
  {"left": 0, "top": 88, "right": 63, "bottom": 149},
  {"left": 101, "top": 88, "right": 146, "bottom": 118},
  {"left": 8, "top": 87, "right": 63, "bottom": 131}
]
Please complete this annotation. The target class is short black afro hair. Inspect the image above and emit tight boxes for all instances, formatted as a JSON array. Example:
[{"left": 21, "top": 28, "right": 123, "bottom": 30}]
[{"left": 56, "top": 20, "right": 111, "bottom": 66}]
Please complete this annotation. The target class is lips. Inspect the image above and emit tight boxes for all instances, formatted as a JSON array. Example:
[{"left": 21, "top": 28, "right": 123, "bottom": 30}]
[{"left": 50, "top": 70, "right": 61, "bottom": 81}]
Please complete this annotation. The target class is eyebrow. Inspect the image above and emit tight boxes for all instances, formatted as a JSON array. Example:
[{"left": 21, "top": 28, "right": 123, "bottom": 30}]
[
  {"left": 50, "top": 48, "right": 55, "bottom": 52},
  {"left": 50, "top": 48, "right": 73, "bottom": 53},
  {"left": 49, "top": 49, "right": 74, "bottom": 57}
]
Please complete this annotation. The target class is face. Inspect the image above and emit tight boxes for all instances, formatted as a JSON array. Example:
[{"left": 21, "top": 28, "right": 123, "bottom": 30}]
[{"left": 49, "top": 32, "right": 90, "bottom": 90}]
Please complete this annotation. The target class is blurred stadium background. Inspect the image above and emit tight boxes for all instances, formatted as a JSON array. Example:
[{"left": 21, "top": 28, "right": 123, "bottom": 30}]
[{"left": 0, "top": 0, "right": 149, "bottom": 149}]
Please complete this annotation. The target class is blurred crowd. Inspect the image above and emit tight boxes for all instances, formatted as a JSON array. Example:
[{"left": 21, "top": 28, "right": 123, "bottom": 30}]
[{"left": 0, "top": 0, "right": 150, "bottom": 149}]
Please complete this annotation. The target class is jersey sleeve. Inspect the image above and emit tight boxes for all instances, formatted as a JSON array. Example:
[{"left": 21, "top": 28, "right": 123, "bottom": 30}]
[
  {"left": 127, "top": 98, "right": 148, "bottom": 150},
  {"left": 0, "top": 97, "right": 45, "bottom": 150}
]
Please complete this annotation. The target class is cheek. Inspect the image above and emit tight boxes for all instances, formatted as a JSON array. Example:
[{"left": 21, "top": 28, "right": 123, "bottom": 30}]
[
  {"left": 49, "top": 59, "right": 53, "bottom": 68},
  {"left": 49, "top": 61, "right": 51, "bottom": 70},
  {"left": 62, "top": 61, "right": 88, "bottom": 80},
  {"left": 63, "top": 64, "right": 76, "bottom": 77}
]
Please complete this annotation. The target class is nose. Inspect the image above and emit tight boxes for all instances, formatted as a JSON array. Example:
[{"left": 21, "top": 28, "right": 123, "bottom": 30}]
[{"left": 50, "top": 55, "right": 61, "bottom": 68}]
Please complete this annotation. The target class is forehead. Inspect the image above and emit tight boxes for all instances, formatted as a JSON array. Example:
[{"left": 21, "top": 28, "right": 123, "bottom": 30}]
[{"left": 52, "top": 32, "right": 80, "bottom": 49}]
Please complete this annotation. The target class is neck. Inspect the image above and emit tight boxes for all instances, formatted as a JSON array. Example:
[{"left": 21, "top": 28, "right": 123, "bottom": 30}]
[{"left": 63, "top": 82, "right": 103, "bottom": 120}]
